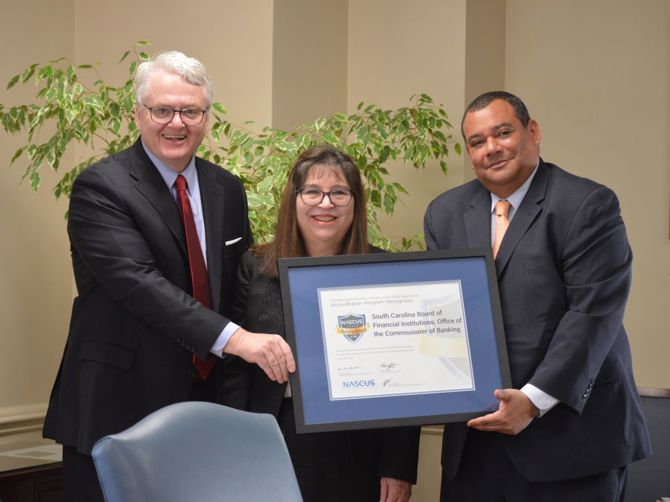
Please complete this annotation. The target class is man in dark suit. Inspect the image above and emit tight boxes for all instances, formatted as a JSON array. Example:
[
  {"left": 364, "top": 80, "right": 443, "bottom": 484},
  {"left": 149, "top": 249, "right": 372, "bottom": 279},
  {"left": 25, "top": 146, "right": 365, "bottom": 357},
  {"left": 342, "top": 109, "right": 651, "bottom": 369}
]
[
  {"left": 43, "top": 51, "right": 295, "bottom": 501},
  {"left": 424, "top": 91, "right": 651, "bottom": 501}
]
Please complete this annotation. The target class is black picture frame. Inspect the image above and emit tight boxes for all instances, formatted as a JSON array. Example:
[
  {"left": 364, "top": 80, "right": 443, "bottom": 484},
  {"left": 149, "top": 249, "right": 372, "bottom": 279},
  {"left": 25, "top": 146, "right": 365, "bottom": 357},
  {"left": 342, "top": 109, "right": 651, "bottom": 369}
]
[{"left": 278, "top": 248, "right": 511, "bottom": 433}]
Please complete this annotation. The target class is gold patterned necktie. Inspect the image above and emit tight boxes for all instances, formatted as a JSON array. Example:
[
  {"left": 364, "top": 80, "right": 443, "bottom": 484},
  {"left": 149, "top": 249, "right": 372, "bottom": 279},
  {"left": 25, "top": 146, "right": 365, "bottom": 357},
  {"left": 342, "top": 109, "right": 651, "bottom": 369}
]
[{"left": 492, "top": 200, "right": 511, "bottom": 259}]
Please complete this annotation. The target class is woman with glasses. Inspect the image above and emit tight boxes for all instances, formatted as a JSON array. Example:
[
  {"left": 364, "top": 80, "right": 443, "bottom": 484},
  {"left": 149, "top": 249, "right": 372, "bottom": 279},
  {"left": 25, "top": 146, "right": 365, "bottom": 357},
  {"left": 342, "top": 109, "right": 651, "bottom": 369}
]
[{"left": 220, "top": 145, "right": 419, "bottom": 502}]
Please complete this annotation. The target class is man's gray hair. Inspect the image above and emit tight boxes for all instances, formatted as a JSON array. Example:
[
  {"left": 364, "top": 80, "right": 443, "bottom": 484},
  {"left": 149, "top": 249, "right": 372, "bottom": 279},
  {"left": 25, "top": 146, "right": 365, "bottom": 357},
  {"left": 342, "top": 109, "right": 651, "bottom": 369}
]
[{"left": 135, "top": 51, "right": 213, "bottom": 106}]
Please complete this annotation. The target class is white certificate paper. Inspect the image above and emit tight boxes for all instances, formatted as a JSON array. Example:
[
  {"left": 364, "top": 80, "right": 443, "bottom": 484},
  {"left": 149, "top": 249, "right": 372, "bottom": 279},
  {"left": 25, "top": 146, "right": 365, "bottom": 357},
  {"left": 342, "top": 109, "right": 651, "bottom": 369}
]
[{"left": 318, "top": 281, "right": 474, "bottom": 400}]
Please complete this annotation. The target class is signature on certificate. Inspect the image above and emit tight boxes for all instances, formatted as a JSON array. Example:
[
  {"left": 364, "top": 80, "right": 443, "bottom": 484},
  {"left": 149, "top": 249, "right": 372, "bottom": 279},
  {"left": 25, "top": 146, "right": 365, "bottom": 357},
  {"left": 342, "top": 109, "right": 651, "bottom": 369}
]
[
  {"left": 380, "top": 361, "right": 399, "bottom": 372},
  {"left": 337, "top": 365, "right": 363, "bottom": 375}
]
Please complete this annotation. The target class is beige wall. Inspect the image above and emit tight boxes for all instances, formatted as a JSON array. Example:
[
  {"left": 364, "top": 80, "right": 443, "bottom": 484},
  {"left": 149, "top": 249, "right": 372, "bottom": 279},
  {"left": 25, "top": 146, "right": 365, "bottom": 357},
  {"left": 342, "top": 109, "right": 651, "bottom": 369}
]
[
  {"left": 73, "top": 0, "right": 275, "bottom": 127},
  {"left": 0, "top": 0, "right": 73, "bottom": 427},
  {"left": 272, "top": 0, "right": 348, "bottom": 130},
  {"left": 0, "top": 0, "right": 278, "bottom": 429},
  {"left": 348, "top": 0, "right": 468, "bottom": 241},
  {"left": 463, "top": 0, "right": 507, "bottom": 183},
  {"left": 505, "top": 0, "right": 670, "bottom": 387},
  {"left": 0, "top": 1, "right": 668, "bottom": 500}
]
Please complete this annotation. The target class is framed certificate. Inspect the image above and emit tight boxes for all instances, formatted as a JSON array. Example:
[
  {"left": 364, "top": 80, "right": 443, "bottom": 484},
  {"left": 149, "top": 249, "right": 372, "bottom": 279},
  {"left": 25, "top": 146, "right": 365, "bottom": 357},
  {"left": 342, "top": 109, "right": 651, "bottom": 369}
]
[{"left": 278, "top": 249, "right": 511, "bottom": 433}]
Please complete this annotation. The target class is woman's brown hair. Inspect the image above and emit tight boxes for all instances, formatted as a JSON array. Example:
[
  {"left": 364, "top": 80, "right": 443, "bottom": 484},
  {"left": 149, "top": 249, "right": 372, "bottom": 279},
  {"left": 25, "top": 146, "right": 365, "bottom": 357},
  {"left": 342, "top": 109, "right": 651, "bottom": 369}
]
[{"left": 256, "top": 145, "right": 368, "bottom": 277}]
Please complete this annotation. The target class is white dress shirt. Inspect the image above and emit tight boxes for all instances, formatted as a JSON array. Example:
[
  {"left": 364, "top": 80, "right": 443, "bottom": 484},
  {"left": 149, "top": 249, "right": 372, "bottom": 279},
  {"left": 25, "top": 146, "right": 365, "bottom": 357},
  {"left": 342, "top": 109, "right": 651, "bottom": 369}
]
[{"left": 143, "top": 141, "right": 239, "bottom": 356}]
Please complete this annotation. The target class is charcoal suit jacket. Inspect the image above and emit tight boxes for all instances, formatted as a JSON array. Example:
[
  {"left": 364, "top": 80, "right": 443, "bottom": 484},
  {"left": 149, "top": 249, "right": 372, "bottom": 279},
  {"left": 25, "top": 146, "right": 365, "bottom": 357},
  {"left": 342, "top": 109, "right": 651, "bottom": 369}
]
[
  {"left": 44, "top": 139, "right": 251, "bottom": 454},
  {"left": 423, "top": 160, "right": 650, "bottom": 482}
]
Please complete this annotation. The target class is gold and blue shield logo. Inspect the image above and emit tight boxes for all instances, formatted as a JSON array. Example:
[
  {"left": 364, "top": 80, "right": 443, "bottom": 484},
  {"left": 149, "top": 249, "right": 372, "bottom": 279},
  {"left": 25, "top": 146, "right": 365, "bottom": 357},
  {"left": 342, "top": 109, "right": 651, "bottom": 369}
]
[{"left": 336, "top": 314, "right": 367, "bottom": 343}]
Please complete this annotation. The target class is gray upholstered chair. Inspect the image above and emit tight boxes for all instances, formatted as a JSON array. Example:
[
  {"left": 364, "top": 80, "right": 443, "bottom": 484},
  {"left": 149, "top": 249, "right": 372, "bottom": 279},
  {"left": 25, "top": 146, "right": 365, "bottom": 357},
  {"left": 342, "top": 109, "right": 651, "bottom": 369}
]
[
  {"left": 92, "top": 401, "right": 302, "bottom": 502},
  {"left": 625, "top": 387, "right": 670, "bottom": 502}
]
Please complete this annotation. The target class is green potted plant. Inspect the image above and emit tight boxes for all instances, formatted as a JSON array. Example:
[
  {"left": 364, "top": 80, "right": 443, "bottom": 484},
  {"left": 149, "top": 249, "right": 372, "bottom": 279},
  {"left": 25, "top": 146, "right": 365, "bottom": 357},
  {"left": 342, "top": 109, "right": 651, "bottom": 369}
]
[{"left": 0, "top": 41, "right": 460, "bottom": 249}]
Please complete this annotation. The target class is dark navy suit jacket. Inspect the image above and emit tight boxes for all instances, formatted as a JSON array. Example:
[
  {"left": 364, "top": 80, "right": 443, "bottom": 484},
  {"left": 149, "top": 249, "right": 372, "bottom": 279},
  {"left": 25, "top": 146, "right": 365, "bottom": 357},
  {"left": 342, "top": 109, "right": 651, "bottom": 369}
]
[{"left": 424, "top": 160, "right": 650, "bottom": 482}]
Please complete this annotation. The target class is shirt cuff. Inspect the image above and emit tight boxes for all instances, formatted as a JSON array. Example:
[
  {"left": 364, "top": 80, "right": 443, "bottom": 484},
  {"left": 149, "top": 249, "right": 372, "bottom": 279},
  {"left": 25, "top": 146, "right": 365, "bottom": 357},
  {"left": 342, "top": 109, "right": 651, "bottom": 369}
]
[
  {"left": 209, "top": 322, "right": 240, "bottom": 357},
  {"left": 521, "top": 383, "right": 559, "bottom": 417}
]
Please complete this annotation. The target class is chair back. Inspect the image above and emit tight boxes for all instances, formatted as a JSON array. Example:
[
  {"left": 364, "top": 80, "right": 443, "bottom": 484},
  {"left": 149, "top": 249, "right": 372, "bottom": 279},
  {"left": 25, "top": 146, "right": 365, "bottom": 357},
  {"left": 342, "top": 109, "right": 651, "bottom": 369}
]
[
  {"left": 625, "top": 387, "right": 670, "bottom": 502},
  {"left": 92, "top": 401, "right": 302, "bottom": 502}
]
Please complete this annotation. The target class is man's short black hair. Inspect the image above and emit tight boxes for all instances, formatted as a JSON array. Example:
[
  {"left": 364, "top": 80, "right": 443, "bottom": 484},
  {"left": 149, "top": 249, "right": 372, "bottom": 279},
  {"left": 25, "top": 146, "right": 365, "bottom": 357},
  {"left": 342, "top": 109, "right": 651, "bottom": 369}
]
[{"left": 461, "top": 91, "right": 531, "bottom": 138}]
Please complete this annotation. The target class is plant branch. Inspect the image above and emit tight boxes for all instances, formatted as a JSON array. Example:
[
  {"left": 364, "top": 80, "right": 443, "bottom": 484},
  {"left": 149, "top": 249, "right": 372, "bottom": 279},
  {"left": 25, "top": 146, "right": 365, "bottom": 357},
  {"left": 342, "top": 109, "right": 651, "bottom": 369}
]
[{"left": 0, "top": 43, "right": 459, "bottom": 250}]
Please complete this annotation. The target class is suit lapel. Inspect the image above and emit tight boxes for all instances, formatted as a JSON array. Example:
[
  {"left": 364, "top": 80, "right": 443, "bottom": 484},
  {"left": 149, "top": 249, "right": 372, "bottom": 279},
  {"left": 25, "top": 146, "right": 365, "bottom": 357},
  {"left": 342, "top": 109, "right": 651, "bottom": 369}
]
[
  {"left": 128, "top": 140, "right": 187, "bottom": 257},
  {"left": 494, "top": 161, "right": 549, "bottom": 277},
  {"left": 464, "top": 187, "right": 492, "bottom": 249},
  {"left": 128, "top": 143, "right": 227, "bottom": 309},
  {"left": 198, "top": 160, "right": 226, "bottom": 311}
]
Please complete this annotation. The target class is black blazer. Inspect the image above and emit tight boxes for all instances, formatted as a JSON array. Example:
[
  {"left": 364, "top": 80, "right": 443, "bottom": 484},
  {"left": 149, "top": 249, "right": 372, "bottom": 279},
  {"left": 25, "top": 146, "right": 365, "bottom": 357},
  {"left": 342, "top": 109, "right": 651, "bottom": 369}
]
[
  {"left": 219, "top": 250, "right": 420, "bottom": 485},
  {"left": 424, "top": 160, "right": 651, "bottom": 482},
  {"left": 44, "top": 140, "right": 251, "bottom": 454}
]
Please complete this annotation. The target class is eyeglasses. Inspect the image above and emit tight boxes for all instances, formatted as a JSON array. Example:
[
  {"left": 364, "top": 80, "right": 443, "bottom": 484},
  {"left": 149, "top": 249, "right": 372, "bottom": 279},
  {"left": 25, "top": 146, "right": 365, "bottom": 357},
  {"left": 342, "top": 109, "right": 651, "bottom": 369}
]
[
  {"left": 297, "top": 187, "right": 353, "bottom": 207},
  {"left": 141, "top": 103, "right": 208, "bottom": 125}
]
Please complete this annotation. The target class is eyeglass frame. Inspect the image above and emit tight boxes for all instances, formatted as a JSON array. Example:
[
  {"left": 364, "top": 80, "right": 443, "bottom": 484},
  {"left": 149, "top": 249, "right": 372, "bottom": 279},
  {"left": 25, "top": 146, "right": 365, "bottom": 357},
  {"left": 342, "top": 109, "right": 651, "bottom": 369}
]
[
  {"left": 139, "top": 102, "right": 209, "bottom": 125},
  {"left": 295, "top": 187, "right": 354, "bottom": 207}
]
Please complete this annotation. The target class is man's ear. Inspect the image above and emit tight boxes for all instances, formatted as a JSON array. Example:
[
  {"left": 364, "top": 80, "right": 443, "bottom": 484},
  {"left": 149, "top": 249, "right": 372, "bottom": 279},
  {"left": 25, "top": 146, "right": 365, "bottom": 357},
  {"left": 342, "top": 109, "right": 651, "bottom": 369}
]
[{"left": 527, "top": 118, "right": 542, "bottom": 145}]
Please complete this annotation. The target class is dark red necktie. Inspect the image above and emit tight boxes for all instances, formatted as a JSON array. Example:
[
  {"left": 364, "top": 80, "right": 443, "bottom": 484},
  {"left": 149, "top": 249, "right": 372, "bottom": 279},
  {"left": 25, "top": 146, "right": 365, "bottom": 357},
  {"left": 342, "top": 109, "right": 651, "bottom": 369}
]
[{"left": 175, "top": 174, "right": 216, "bottom": 380}]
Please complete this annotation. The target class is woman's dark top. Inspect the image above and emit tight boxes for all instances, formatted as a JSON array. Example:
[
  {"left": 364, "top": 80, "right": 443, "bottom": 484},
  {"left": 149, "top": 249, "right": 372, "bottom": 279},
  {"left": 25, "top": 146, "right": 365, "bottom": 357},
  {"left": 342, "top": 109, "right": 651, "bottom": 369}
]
[{"left": 218, "top": 250, "right": 420, "bottom": 502}]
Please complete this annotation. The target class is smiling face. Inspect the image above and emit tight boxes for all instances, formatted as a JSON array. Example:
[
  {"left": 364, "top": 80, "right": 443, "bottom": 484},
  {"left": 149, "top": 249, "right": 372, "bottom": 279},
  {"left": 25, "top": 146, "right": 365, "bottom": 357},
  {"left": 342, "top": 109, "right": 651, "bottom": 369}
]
[
  {"left": 463, "top": 99, "right": 541, "bottom": 198},
  {"left": 296, "top": 165, "right": 355, "bottom": 257},
  {"left": 134, "top": 69, "right": 209, "bottom": 172}
]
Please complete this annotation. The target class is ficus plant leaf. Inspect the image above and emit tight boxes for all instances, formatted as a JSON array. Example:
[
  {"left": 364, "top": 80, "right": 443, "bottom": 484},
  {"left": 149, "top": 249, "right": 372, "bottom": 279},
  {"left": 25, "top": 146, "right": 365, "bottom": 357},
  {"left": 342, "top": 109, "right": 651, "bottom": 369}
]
[{"left": 0, "top": 42, "right": 460, "bottom": 250}]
